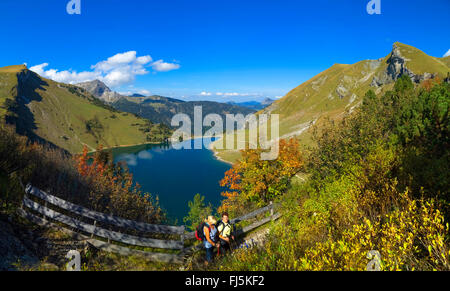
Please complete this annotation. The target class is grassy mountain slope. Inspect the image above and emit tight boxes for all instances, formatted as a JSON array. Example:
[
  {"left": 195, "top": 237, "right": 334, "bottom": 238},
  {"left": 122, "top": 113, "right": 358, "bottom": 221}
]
[
  {"left": 0, "top": 65, "right": 170, "bottom": 153},
  {"left": 442, "top": 56, "right": 450, "bottom": 67},
  {"left": 269, "top": 42, "right": 449, "bottom": 138},
  {"left": 214, "top": 42, "right": 450, "bottom": 163}
]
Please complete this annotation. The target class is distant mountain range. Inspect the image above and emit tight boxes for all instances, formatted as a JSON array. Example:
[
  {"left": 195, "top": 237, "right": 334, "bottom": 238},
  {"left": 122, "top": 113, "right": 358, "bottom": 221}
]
[
  {"left": 77, "top": 80, "right": 256, "bottom": 126},
  {"left": 227, "top": 98, "right": 275, "bottom": 111},
  {"left": 0, "top": 65, "right": 171, "bottom": 153}
]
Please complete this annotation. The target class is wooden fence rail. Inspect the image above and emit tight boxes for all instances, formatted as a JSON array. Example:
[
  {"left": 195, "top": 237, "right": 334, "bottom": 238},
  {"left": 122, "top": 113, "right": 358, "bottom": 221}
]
[
  {"left": 23, "top": 197, "right": 183, "bottom": 250},
  {"left": 25, "top": 185, "right": 184, "bottom": 235},
  {"left": 17, "top": 207, "right": 183, "bottom": 264},
  {"left": 20, "top": 184, "right": 281, "bottom": 264}
]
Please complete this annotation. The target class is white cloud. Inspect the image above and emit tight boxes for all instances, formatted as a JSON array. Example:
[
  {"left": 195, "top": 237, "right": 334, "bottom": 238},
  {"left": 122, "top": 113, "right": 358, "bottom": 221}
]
[
  {"left": 92, "top": 51, "right": 148, "bottom": 72},
  {"left": 119, "top": 89, "right": 152, "bottom": 96},
  {"left": 138, "top": 89, "right": 151, "bottom": 96},
  {"left": 29, "top": 63, "right": 100, "bottom": 84},
  {"left": 29, "top": 51, "right": 180, "bottom": 88},
  {"left": 151, "top": 60, "right": 181, "bottom": 72},
  {"left": 188, "top": 91, "right": 270, "bottom": 103},
  {"left": 118, "top": 91, "right": 133, "bottom": 96},
  {"left": 444, "top": 49, "right": 450, "bottom": 57},
  {"left": 200, "top": 92, "right": 254, "bottom": 97}
]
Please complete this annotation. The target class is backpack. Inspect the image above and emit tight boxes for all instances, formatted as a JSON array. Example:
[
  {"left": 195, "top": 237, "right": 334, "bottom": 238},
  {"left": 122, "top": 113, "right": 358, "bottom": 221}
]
[
  {"left": 195, "top": 222, "right": 210, "bottom": 242},
  {"left": 217, "top": 220, "right": 227, "bottom": 237},
  {"left": 216, "top": 220, "right": 224, "bottom": 234},
  {"left": 216, "top": 220, "right": 231, "bottom": 243},
  {"left": 211, "top": 224, "right": 220, "bottom": 243}
]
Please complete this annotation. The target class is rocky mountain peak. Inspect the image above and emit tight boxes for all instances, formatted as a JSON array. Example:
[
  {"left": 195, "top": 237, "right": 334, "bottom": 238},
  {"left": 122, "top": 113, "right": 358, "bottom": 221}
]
[
  {"left": 77, "top": 79, "right": 110, "bottom": 95},
  {"left": 76, "top": 80, "right": 122, "bottom": 103},
  {"left": 371, "top": 43, "right": 435, "bottom": 87}
]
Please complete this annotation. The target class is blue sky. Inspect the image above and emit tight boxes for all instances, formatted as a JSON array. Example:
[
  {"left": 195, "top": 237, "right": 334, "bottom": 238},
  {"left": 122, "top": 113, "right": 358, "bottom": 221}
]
[{"left": 0, "top": 0, "right": 449, "bottom": 102}]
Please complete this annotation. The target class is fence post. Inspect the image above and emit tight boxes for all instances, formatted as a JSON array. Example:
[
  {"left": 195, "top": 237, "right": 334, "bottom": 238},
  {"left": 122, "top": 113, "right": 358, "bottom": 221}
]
[
  {"left": 180, "top": 226, "right": 185, "bottom": 253},
  {"left": 270, "top": 201, "right": 274, "bottom": 221},
  {"left": 43, "top": 201, "right": 48, "bottom": 223},
  {"left": 19, "top": 179, "right": 26, "bottom": 210},
  {"left": 91, "top": 220, "right": 97, "bottom": 239}
]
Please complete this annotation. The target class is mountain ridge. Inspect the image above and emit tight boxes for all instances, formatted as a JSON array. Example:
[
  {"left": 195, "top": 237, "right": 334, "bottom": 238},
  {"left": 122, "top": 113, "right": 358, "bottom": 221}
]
[
  {"left": 265, "top": 42, "right": 449, "bottom": 137},
  {"left": 214, "top": 42, "right": 450, "bottom": 163},
  {"left": 77, "top": 80, "right": 123, "bottom": 103},
  {"left": 76, "top": 80, "right": 256, "bottom": 126},
  {"left": 228, "top": 98, "right": 275, "bottom": 111},
  {"left": 0, "top": 66, "right": 171, "bottom": 153}
]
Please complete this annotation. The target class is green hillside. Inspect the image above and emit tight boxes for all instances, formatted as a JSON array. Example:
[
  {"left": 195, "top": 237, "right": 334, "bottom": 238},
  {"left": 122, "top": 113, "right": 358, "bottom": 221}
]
[
  {"left": 268, "top": 42, "right": 449, "bottom": 138},
  {"left": 0, "top": 65, "right": 171, "bottom": 153},
  {"left": 442, "top": 56, "right": 450, "bottom": 67},
  {"left": 214, "top": 42, "right": 450, "bottom": 163},
  {"left": 217, "top": 75, "right": 450, "bottom": 271}
]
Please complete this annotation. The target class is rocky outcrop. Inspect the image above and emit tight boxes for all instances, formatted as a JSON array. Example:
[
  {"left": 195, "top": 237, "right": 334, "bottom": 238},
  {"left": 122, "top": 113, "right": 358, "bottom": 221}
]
[
  {"left": 444, "top": 73, "right": 450, "bottom": 84},
  {"left": 77, "top": 80, "right": 123, "bottom": 103},
  {"left": 336, "top": 84, "right": 349, "bottom": 99},
  {"left": 311, "top": 76, "right": 328, "bottom": 91},
  {"left": 371, "top": 44, "right": 435, "bottom": 87}
]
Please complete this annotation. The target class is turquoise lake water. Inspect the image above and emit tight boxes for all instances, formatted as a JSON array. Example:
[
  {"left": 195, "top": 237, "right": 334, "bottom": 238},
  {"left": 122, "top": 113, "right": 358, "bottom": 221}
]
[{"left": 112, "top": 138, "right": 231, "bottom": 224}]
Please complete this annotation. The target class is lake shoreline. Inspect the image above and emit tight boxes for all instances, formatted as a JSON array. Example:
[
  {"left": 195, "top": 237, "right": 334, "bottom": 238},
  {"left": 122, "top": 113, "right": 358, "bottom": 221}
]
[
  {"left": 85, "top": 141, "right": 166, "bottom": 154},
  {"left": 172, "top": 135, "right": 234, "bottom": 165},
  {"left": 89, "top": 136, "right": 234, "bottom": 166},
  {"left": 208, "top": 142, "right": 234, "bottom": 165}
]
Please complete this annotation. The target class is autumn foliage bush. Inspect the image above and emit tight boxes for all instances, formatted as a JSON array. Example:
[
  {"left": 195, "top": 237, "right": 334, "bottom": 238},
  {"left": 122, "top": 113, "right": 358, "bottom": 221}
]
[
  {"left": 301, "top": 196, "right": 449, "bottom": 271},
  {"left": 219, "top": 138, "right": 303, "bottom": 217},
  {"left": 220, "top": 145, "right": 449, "bottom": 271},
  {"left": 0, "top": 124, "right": 164, "bottom": 224},
  {"left": 218, "top": 77, "right": 449, "bottom": 271},
  {"left": 75, "top": 145, "right": 165, "bottom": 223}
]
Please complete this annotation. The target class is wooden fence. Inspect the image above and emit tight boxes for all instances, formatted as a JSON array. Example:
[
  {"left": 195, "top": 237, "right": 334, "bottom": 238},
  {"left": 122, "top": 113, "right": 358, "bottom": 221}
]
[{"left": 19, "top": 184, "right": 281, "bottom": 264}]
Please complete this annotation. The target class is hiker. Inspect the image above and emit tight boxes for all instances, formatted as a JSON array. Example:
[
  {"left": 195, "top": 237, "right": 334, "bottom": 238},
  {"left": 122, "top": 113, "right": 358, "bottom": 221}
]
[
  {"left": 203, "top": 216, "right": 218, "bottom": 264},
  {"left": 217, "top": 212, "right": 234, "bottom": 256}
]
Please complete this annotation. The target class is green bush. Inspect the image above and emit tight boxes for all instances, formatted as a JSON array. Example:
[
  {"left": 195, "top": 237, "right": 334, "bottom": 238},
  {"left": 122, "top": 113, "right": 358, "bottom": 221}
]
[
  {"left": 219, "top": 77, "right": 450, "bottom": 271},
  {"left": 183, "top": 194, "right": 213, "bottom": 231}
]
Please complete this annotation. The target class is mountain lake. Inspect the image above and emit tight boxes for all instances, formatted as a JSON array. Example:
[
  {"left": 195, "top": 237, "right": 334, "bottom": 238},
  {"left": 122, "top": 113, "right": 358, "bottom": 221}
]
[{"left": 112, "top": 138, "right": 231, "bottom": 225}]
